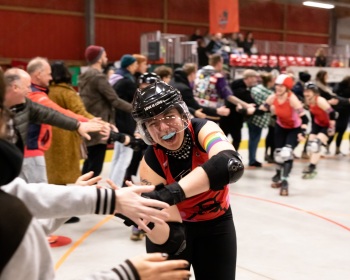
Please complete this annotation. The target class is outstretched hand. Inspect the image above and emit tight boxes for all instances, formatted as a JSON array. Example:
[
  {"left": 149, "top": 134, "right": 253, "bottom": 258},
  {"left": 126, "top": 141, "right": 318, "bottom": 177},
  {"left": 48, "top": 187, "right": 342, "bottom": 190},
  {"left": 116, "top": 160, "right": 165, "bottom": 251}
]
[
  {"left": 75, "top": 171, "right": 102, "bottom": 186},
  {"left": 78, "top": 121, "right": 103, "bottom": 140},
  {"left": 114, "top": 183, "right": 170, "bottom": 233},
  {"left": 129, "top": 253, "right": 190, "bottom": 280}
]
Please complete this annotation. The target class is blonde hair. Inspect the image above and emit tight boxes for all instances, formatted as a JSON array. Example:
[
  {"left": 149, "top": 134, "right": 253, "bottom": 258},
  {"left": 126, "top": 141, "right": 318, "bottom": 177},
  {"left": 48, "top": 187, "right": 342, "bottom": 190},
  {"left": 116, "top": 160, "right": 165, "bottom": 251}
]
[
  {"left": 209, "top": 54, "right": 222, "bottom": 67},
  {"left": 182, "top": 63, "right": 197, "bottom": 75}
]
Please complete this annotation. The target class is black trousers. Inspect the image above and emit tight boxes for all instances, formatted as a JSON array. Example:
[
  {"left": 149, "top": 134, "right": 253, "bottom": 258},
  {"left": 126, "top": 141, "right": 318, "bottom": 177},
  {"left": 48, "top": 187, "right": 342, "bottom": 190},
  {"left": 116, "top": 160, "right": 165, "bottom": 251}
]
[
  {"left": 221, "top": 123, "right": 243, "bottom": 151},
  {"left": 146, "top": 208, "right": 237, "bottom": 280},
  {"left": 82, "top": 144, "right": 107, "bottom": 176}
]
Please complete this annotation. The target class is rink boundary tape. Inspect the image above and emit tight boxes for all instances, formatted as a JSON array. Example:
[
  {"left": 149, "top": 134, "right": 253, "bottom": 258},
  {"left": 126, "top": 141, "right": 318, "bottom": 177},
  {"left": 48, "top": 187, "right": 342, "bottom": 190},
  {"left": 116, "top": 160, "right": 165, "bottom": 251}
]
[
  {"left": 55, "top": 215, "right": 114, "bottom": 271},
  {"left": 230, "top": 191, "right": 350, "bottom": 232}
]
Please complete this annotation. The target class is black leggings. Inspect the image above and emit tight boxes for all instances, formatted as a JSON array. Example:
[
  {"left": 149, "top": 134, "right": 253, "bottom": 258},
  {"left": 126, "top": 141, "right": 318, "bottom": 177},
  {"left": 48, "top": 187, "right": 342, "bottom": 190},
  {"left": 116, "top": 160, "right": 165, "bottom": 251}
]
[
  {"left": 274, "top": 124, "right": 300, "bottom": 178},
  {"left": 328, "top": 113, "right": 350, "bottom": 148},
  {"left": 146, "top": 208, "right": 237, "bottom": 280}
]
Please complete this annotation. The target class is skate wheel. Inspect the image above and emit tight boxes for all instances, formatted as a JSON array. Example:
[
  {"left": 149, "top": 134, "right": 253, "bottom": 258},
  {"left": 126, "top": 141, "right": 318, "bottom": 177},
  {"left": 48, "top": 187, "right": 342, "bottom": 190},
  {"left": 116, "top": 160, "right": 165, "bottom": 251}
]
[
  {"left": 280, "top": 188, "right": 288, "bottom": 196},
  {"left": 271, "top": 182, "right": 281, "bottom": 188}
]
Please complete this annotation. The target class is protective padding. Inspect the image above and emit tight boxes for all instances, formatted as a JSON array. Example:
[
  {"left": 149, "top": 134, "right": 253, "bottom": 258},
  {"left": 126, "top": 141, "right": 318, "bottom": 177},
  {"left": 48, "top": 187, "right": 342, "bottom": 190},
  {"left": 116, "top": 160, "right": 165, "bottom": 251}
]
[
  {"left": 307, "top": 138, "right": 322, "bottom": 153},
  {"left": 274, "top": 146, "right": 293, "bottom": 164}
]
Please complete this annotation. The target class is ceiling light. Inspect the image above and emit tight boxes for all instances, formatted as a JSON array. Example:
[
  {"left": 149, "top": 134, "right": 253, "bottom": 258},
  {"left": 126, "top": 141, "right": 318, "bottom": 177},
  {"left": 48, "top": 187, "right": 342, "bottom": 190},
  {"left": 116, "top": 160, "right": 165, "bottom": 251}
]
[{"left": 303, "top": 1, "right": 335, "bottom": 9}]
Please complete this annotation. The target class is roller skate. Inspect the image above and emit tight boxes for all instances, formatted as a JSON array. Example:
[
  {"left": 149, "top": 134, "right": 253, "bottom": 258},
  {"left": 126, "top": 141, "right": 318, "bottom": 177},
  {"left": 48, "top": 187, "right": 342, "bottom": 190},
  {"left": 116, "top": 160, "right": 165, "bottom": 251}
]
[
  {"left": 302, "top": 165, "right": 317, "bottom": 179},
  {"left": 130, "top": 226, "right": 145, "bottom": 241},
  {"left": 271, "top": 170, "right": 281, "bottom": 188},
  {"left": 279, "top": 180, "right": 289, "bottom": 196}
]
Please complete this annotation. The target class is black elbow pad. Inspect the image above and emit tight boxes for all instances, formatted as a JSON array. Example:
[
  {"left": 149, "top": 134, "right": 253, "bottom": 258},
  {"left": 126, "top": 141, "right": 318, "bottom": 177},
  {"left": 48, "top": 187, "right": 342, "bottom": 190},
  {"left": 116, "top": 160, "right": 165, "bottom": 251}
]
[{"left": 201, "top": 150, "right": 244, "bottom": 190}]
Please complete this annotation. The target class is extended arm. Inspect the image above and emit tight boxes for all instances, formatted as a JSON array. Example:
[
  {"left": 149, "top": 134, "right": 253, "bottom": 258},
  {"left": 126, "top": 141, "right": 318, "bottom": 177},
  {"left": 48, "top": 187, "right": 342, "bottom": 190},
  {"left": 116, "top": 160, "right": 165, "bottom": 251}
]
[{"left": 142, "top": 121, "right": 244, "bottom": 205}]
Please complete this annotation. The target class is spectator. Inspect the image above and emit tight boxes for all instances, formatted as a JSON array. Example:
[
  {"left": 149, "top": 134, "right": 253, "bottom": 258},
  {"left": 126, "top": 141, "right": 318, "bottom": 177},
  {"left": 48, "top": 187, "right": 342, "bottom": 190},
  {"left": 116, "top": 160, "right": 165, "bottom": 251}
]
[
  {"left": 235, "top": 33, "right": 245, "bottom": 50},
  {"left": 197, "top": 38, "right": 209, "bottom": 69},
  {"left": 109, "top": 54, "right": 138, "bottom": 188},
  {"left": 220, "top": 69, "right": 259, "bottom": 150},
  {"left": 26, "top": 57, "right": 90, "bottom": 183},
  {"left": 292, "top": 71, "right": 311, "bottom": 102},
  {"left": 45, "top": 61, "right": 94, "bottom": 186},
  {"left": 247, "top": 72, "right": 275, "bottom": 167},
  {"left": 315, "top": 48, "right": 327, "bottom": 67},
  {"left": 5, "top": 67, "right": 102, "bottom": 183},
  {"left": 171, "top": 63, "right": 229, "bottom": 119},
  {"left": 206, "top": 32, "right": 223, "bottom": 55},
  {"left": 190, "top": 28, "right": 203, "bottom": 42},
  {"left": 243, "top": 31, "right": 255, "bottom": 55},
  {"left": 327, "top": 76, "right": 350, "bottom": 155},
  {"left": 133, "top": 54, "right": 148, "bottom": 84},
  {"left": 154, "top": 65, "right": 173, "bottom": 83},
  {"left": 79, "top": 45, "right": 132, "bottom": 176}
]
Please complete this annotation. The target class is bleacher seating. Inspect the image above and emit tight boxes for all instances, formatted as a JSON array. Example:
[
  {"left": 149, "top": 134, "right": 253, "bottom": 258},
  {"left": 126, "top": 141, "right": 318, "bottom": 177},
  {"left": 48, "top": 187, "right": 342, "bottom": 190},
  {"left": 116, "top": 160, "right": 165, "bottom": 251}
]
[{"left": 229, "top": 54, "right": 316, "bottom": 69}]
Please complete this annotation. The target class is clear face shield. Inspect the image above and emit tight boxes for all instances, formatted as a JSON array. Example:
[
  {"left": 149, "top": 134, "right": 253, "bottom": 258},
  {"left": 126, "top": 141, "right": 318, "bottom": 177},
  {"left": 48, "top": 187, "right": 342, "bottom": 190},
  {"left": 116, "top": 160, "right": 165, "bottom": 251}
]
[{"left": 136, "top": 102, "right": 191, "bottom": 145}]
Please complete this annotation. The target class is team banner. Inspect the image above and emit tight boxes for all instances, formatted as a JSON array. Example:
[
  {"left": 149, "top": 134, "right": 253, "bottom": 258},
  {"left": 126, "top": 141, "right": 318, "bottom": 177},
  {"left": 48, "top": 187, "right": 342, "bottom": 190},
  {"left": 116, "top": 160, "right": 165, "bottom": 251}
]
[{"left": 209, "top": 0, "right": 239, "bottom": 34}]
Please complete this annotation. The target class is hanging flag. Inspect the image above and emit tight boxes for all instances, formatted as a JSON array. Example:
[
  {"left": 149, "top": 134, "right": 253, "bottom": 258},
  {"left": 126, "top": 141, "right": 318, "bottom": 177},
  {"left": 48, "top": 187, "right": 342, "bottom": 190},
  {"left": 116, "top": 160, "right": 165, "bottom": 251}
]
[{"left": 209, "top": 0, "right": 239, "bottom": 34}]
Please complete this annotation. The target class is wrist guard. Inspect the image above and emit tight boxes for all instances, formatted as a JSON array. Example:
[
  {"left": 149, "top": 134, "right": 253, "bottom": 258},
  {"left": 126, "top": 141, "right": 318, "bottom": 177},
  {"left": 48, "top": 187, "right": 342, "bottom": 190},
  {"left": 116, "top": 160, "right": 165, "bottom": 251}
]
[
  {"left": 115, "top": 213, "right": 154, "bottom": 230},
  {"left": 108, "top": 131, "right": 126, "bottom": 144},
  {"left": 301, "top": 114, "right": 309, "bottom": 125},
  {"left": 126, "top": 137, "right": 146, "bottom": 152},
  {"left": 142, "top": 182, "right": 186, "bottom": 206}
]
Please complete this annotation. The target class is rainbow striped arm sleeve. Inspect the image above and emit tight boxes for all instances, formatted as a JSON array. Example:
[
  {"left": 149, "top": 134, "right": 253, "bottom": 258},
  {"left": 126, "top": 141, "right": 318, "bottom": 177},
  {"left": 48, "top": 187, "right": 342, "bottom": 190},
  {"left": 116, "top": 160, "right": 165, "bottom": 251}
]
[{"left": 203, "top": 131, "right": 230, "bottom": 153}]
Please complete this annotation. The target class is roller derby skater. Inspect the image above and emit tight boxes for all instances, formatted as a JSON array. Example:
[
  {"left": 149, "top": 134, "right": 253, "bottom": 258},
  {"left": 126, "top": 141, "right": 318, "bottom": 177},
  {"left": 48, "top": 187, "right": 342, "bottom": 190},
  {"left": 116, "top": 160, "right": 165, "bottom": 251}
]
[
  {"left": 301, "top": 83, "right": 336, "bottom": 179},
  {"left": 260, "top": 74, "right": 309, "bottom": 196}
]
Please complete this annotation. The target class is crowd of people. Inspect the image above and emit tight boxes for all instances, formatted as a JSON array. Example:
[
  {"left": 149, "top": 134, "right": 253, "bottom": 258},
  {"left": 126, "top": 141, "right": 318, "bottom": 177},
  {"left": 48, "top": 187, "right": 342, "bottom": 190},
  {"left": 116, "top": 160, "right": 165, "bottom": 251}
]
[{"left": 1, "top": 36, "right": 350, "bottom": 279}]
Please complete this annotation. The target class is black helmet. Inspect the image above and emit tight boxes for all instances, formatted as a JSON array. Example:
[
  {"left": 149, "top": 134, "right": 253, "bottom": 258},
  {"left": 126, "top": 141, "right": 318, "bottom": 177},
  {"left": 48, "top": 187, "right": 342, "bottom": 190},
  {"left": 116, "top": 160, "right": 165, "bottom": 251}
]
[
  {"left": 132, "top": 81, "right": 191, "bottom": 145},
  {"left": 138, "top": 72, "right": 160, "bottom": 85},
  {"left": 305, "top": 82, "right": 319, "bottom": 93}
]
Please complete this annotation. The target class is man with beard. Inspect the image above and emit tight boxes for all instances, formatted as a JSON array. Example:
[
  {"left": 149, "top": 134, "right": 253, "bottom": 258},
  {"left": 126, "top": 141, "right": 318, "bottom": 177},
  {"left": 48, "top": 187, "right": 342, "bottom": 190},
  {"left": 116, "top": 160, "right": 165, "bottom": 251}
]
[{"left": 79, "top": 45, "right": 132, "bottom": 176}]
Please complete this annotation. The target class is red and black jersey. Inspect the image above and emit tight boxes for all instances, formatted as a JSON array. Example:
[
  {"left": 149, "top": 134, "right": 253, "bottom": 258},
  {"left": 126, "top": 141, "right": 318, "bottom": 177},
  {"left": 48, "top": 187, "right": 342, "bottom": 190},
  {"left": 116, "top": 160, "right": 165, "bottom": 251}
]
[
  {"left": 146, "top": 118, "right": 230, "bottom": 222},
  {"left": 309, "top": 96, "right": 330, "bottom": 127}
]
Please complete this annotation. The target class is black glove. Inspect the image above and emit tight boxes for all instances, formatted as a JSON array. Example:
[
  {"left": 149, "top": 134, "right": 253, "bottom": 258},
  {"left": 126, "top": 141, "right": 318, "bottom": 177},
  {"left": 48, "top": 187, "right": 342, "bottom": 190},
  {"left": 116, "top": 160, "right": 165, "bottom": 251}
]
[
  {"left": 108, "top": 131, "right": 146, "bottom": 151},
  {"left": 142, "top": 182, "right": 186, "bottom": 206},
  {"left": 108, "top": 131, "right": 126, "bottom": 144},
  {"left": 126, "top": 137, "right": 146, "bottom": 152},
  {"left": 115, "top": 213, "right": 154, "bottom": 230}
]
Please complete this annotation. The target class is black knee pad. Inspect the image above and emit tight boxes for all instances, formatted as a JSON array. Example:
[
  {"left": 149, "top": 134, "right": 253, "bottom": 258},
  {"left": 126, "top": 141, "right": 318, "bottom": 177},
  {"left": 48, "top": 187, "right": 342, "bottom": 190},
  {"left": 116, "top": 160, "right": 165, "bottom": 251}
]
[{"left": 146, "top": 222, "right": 186, "bottom": 256}]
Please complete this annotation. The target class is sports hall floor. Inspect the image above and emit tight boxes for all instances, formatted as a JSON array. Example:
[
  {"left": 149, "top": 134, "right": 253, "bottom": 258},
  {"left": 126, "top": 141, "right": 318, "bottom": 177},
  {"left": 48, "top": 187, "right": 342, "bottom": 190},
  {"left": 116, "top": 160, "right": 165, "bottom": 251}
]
[{"left": 50, "top": 136, "right": 350, "bottom": 280}]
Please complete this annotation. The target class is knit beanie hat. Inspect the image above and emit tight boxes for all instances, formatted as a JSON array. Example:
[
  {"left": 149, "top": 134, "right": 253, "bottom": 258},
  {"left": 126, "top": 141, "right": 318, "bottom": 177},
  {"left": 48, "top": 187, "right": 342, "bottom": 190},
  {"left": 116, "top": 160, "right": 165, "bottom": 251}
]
[
  {"left": 299, "top": 71, "right": 311, "bottom": 83},
  {"left": 120, "top": 54, "right": 137, "bottom": 69},
  {"left": 85, "top": 45, "right": 105, "bottom": 64}
]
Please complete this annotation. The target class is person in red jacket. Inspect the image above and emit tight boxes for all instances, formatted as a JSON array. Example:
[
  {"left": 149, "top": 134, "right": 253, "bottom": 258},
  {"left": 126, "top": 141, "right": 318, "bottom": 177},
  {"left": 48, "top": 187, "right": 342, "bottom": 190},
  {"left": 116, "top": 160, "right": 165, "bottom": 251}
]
[
  {"left": 302, "top": 83, "right": 336, "bottom": 178},
  {"left": 18, "top": 59, "right": 105, "bottom": 183}
]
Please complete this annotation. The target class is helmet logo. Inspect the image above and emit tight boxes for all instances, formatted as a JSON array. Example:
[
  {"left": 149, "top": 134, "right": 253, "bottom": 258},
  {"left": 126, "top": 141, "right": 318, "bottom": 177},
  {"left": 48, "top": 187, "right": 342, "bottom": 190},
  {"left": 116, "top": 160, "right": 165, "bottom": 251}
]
[{"left": 144, "top": 100, "right": 164, "bottom": 111}]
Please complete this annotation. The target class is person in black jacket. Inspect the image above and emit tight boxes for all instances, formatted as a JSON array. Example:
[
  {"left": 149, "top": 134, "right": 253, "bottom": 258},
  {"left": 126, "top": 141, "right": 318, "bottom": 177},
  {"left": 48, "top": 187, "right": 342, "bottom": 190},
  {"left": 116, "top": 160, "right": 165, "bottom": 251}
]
[
  {"left": 327, "top": 76, "right": 350, "bottom": 155},
  {"left": 170, "top": 63, "right": 230, "bottom": 120},
  {"left": 220, "top": 69, "right": 259, "bottom": 150}
]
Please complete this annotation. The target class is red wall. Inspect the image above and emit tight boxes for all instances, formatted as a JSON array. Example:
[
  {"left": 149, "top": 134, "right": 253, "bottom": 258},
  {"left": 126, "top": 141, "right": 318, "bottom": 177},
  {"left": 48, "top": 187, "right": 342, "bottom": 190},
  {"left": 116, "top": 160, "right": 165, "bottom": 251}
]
[{"left": 0, "top": 0, "right": 329, "bottom": 62}]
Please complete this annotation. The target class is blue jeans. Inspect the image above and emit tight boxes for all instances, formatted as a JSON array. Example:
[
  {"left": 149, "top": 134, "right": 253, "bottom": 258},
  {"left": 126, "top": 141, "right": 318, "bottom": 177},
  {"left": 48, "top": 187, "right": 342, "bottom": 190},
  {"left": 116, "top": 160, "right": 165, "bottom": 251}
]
[
  {"left": 248, "top": 122, "right": 263, "bottom": 165},
  {"left": 109, "top": 142, "right": 133, "bottom": 187}
]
